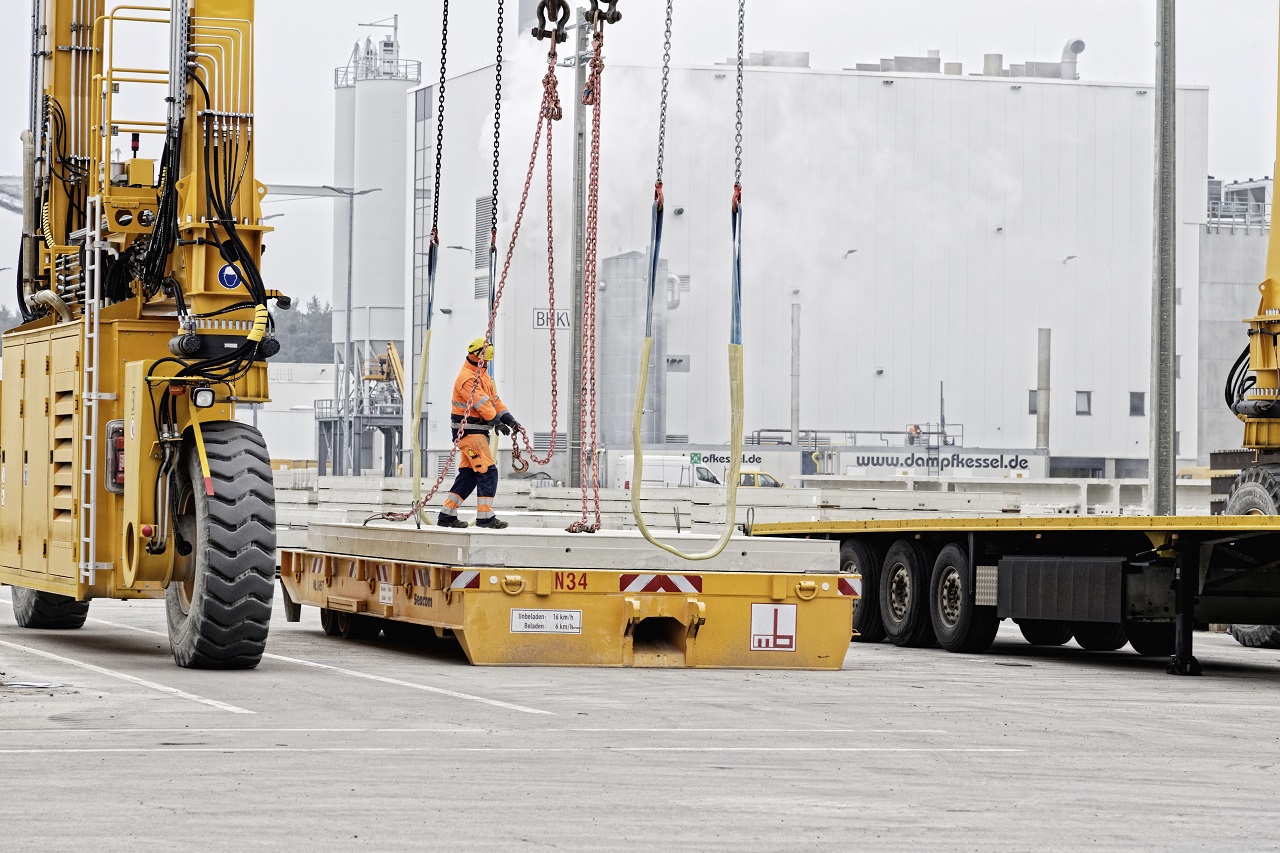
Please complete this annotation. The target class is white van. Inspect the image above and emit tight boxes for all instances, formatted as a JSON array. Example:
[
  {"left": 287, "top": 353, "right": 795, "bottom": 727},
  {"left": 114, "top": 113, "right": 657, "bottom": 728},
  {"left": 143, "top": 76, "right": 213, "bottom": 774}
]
[{"left": 614, "top": 455, "right": 722, "bottom": 490}]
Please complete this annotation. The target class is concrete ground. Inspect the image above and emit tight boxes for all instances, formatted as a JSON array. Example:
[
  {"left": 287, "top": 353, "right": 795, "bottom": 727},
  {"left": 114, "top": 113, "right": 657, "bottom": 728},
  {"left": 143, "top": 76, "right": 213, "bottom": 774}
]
[{"left": 0, "top": 593, "right": 1277, "bottom": 851}]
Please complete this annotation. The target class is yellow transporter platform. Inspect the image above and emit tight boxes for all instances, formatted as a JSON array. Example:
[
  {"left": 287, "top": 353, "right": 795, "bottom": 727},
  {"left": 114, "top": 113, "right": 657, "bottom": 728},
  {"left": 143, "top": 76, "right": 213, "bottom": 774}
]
[{"left": 278, "top": 524, "right": 855, "bottom": 669}]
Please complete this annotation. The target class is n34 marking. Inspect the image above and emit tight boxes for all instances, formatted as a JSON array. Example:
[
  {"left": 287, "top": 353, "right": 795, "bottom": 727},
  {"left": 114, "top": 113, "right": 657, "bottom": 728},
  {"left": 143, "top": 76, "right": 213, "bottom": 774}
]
[{"left": 554, "top": 572, "right": 588, "bottom": 591}]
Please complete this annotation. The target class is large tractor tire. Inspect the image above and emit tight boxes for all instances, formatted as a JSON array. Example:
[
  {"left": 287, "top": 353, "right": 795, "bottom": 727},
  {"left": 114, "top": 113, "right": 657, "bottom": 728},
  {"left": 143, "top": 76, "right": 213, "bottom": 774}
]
[
  {"left": 840, "top": 538, "right": 885, "bottom": 642},
  {"left": 11, "top": 586, "right": 90, "bottom": 629},
  {"left": 1224, "top": 464, "right": 1280, "bottom": 648},
  {"left": 166, "top": 422, "right": 276, "bottom": 669},
  {"left": 928, "top": 543, "right": 999, "bottom": 653},
  {"left": 1228, "top": 624, "right": 1280, "bottom": 649},
  {"left": 879, "top": 538, "right": 937, "bottom": 648}
]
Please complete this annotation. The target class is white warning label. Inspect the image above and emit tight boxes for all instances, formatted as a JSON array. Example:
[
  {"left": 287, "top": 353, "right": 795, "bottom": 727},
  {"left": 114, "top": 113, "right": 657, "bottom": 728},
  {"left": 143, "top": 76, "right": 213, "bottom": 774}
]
[
  {"left": 378, "top": 583, "right": 394, "bottom": 605},
  {"left": 750, "top": 603, "right": 797, "bottom": 652},
  {"left": 510, "top": 609, "right": 582, "bottom": 634}
]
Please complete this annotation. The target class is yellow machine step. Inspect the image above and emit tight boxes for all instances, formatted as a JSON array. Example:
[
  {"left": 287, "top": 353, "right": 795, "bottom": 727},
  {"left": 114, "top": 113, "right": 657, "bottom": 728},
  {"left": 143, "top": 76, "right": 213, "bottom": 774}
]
[{"left": 277, "top": 525, "right": 855, "bottom": 669}]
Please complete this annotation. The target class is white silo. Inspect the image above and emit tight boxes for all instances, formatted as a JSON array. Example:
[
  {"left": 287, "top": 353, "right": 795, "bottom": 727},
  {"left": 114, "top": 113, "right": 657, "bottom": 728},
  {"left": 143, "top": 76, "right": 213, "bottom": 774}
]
[
  {"left": 327, "top": 21, "right": 421, "bottom": 475},
  {"left": 331, "top": 24, "right": 420, "bottom": 366}
]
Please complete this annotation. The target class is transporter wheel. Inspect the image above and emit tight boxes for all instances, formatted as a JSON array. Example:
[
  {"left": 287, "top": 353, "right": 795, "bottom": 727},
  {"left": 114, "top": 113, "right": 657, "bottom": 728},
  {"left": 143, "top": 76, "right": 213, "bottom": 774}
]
[
  {"left": 336, "top": 612, "right": 380, "bottom": 641},
  {"left": 1227, "top": 624, "right": 1280, "bottom": 649},
  {"left": 11, "top": 586, "right": 90, "bottom": 630},
  {"left": 1072, "top": 622, "right": 1128, "bottom": 652},
  {"left": 165, "top": 422, "right": 276, "bottom": 670},
  {"left": 879, "top": 539, "right": 937, "bottom": 648},
  {"left": 928, "top": 543, "right": 999, "bottom": 653},
  {"left": 1224, "top": 467, "right": 1280, "bottom": 647},
  {"left": 1017, "top": 619, "right": 1073, "bottom": 646},
  {"left": 320, "top": 608, "right": 342, "bottom": 637},
  {"left": 840, "top": 538, "right": 885, "bottom": 642},
  {"left": 1125, "top": 622, "right": 1176, "bottom": 657}
]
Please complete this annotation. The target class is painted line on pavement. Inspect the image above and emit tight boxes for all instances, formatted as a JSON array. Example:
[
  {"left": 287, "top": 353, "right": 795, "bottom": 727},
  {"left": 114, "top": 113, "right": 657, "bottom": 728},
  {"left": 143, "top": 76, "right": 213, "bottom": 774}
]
[
  {"left": 0, "top": 746, "right": 1022, "bottom": 755},
  {"left": 0, "top": 639, "right": 253, "bottom": 715},
  {"left": 87, "top": 617, "right": 553, "bottom": 716},
  {"left": 0, "top": 726, "right": 943, "bottom": 735}
]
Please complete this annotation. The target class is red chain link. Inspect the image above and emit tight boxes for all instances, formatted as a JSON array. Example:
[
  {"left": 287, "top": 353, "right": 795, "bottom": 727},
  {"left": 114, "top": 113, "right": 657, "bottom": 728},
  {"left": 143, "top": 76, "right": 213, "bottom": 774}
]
[
  {"left": 568, "top": 19, "right": 607, "bottom": 534},
  {"left": 374, "top": 48, "right": 565, "bottom": 525}
]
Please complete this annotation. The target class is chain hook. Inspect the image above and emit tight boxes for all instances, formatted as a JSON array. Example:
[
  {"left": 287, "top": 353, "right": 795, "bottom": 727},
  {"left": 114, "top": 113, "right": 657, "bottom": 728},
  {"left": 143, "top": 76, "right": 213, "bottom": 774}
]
[{"left": 531, "top": 0, "right": 571, "bottom": 44}]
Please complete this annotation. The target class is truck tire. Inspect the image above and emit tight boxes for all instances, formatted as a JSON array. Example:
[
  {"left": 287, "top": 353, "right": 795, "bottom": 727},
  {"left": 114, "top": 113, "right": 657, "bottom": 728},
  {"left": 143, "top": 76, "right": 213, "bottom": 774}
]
[
  {"left": 1017, "top": 619, "right": 1073, "bottom": 646},
  {"left": 928, "top": 543, "right": 999, "bottom": 653},
  {"left": 165, "top": 422, "right": 276, "bottom": 669},
  {"left": 1224, "top": 467, "right": 1280, "bottom": 647},
  {"left": 879, "top": 539, "right": 937, "bottom": 648},
  {"left": 1125, "top": 622, "right": 1176, "bottom": 656},
  {"left": 11, "top": 586, "right": 90, "bottom": 629},
  {"left": 1228, "top": 624, "right": 1280, "bottom": 649},
  {"left": 320, "top": 608, "right": 342, "bottom": 637},
  {"left": 840, "top": 538, "right": 885, "bottom": 642},
  {"left": 336, "top": 611, "right": 380, "bottom": 640},
  {"left": 1072, "top": 622, "right": 1127, "bottom": 652}
]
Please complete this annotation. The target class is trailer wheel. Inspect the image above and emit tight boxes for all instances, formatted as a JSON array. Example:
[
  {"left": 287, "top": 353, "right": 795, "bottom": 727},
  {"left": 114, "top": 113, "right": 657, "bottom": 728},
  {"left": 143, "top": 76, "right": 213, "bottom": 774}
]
[
  {"left": 336, "top": 612, "right": 380, "bottom": 641},
  {"left": 840, "top": 538, "right": 885, "bottom": 642},
  {"left": 165, "top": 422, "right": 276, "bottom": 670},
  {"left": 879, "top": 539, "right": 936, "bottom": 647},
  {"left": 1224, "top": 467, "right": 1280, "bottom": 647},
  {"left": 1016, "top": 619, "right": 1073, "bottom": 646},
  {"left": 11, "top": 587, "right": 90, "bottom": 630},
  {"left": 1126, "top": 622, "right": 1176, "bottom": 656},
  {"left": 928, "top": 544, "right": 999, "bottom": 653},
  {"left": 1227, "top": 624, "right": 1280, "bottom": 649},
  {"left": 320, "top": 608, "right": 342, "bottom": 637},
  {"left": 1072, "top": 622, "right": 1127, "bottom": 651}
]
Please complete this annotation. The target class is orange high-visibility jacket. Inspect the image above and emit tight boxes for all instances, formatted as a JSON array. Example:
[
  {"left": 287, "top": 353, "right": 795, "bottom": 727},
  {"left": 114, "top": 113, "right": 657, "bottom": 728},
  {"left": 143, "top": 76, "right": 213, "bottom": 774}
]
[{"left": 451, "top": 359, "right": 508, "bottom": 427}]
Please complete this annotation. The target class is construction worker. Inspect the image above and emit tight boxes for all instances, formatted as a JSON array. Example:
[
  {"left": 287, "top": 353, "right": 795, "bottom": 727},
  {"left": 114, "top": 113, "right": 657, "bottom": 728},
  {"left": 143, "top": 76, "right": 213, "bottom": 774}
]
[{"left": 438, "top": 337, "right": 521, "bottom": 530}]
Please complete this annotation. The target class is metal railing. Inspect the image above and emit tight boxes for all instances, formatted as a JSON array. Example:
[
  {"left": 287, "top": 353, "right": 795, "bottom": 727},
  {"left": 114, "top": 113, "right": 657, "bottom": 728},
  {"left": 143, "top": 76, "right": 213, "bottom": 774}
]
[
  {"left": 1207, "top": 200, "right": 1270, "bottom": 227},
  {"left": 748, "top": 424, "right": 966, "bottom": 449},
  {"left": 334, "top": 59, "right": 422, "bottom": 88}
]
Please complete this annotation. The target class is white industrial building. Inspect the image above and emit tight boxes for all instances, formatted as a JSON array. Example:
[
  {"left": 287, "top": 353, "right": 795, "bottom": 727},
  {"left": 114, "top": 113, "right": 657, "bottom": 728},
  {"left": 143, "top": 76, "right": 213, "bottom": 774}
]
[{"left": 405, "top": 46, "right": 1209, "bottom": 480}]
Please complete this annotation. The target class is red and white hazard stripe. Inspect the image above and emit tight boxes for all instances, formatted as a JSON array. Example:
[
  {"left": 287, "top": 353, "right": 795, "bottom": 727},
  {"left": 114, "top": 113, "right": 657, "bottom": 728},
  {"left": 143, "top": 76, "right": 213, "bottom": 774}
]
[
  {"left": 450, "top": 570, "right": 480, "bottom": 590},
  {"left": 619, "top": 574, "right": 703, "bottom": 593},
  {"left": 413, "top": 568, "right": 431, "bottom": 589},
  {"left": 837, "top": 577, "right": 862, "bottom": 598},
  {"left": 376, "top": 565, "right": 393, "bottom": 584},
  {"left": 310, "top": 556, "right": 324, "bottom": 574}
]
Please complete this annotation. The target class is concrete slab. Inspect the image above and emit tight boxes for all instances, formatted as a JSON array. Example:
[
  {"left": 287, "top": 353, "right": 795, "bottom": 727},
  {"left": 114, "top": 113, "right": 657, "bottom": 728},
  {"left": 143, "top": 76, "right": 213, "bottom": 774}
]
[{"left": 305, "top": 522, "right": 838, "bottom": 573}]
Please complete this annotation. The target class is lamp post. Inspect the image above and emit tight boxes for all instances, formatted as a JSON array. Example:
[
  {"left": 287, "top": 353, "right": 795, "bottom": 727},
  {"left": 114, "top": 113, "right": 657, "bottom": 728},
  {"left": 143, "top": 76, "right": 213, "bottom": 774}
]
[{"left": 324, "top": 185, "right": 382, "bottom": 476}]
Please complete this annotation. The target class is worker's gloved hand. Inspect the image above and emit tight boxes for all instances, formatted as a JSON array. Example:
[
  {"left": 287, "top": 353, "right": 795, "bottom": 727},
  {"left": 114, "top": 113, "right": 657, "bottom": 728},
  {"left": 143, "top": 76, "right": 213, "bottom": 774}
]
[{"left": 496, "top": 412, "right": 520, "bottom": 436}]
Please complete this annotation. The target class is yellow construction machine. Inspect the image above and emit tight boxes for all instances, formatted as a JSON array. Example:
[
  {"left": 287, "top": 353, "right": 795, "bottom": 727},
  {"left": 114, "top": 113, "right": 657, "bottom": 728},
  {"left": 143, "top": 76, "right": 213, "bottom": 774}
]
[{"left": 1, "top": 0, "right": 283, "bottom": 668}]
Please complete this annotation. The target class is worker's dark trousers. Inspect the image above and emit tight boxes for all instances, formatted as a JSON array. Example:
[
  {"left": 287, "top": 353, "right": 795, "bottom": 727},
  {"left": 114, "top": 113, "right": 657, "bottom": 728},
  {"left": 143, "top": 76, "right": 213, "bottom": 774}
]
[{"left": 440, "top": 467, "right": 499, "bottom": 520}]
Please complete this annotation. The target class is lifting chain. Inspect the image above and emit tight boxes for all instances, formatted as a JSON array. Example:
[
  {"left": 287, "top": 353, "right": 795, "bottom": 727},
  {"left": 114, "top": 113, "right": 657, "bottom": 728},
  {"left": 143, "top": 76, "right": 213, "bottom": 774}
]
[
  {"left": 655, "top": 0, "right": 672, "bottom": 188},
  {"left": 568, "top": 4, "right": 617, "bottom": 534}
]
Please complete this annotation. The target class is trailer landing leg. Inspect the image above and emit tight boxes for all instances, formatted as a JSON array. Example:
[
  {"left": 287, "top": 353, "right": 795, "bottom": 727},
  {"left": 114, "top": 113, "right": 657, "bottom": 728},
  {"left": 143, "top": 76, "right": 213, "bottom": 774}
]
[{"left": 1168, "top": 549, "right": 1201, "bottom": 676}]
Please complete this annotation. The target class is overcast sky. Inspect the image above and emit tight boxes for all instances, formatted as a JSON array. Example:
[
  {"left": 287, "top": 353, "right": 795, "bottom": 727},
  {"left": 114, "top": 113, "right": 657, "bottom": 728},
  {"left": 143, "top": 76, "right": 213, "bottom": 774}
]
[{"left": 0, "top": 0, "right": 1277, "bottom": 308}]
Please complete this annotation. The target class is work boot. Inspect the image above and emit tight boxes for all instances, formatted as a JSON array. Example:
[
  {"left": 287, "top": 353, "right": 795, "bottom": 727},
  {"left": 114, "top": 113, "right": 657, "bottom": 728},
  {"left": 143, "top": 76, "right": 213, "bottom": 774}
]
[
  {"left": 437, "top": 514, "right": 469, "bottom": 529},
  {"left": 475, "top": 516, "right": 509, "bottom": 530}
]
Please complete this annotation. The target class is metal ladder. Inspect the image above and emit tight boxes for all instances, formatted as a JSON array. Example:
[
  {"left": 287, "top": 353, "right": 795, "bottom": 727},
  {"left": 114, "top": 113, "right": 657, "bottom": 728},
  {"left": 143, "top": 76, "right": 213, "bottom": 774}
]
[{"left": 78, "top": 196, "right": 110, "bottom": 585}]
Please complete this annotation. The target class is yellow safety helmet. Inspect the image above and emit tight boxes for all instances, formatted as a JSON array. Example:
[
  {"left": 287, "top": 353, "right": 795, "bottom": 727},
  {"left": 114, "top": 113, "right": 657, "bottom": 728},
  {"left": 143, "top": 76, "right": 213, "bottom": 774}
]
[{"left": 467, "top": 337, "right": 495, "bottom": 362}]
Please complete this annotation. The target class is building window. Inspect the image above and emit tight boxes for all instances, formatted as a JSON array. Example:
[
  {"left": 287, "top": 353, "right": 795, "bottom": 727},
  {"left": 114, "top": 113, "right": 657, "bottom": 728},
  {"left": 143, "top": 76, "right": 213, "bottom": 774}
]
[
  {"left": 1028, "top": 390, "right": 1038, "bottom": 415},
  {"left": 1076, "top": 391, "right": 1092, "bottom": 415},
  {"left": 1130, "top": 392, "right": 1145, "bottom": 417}
]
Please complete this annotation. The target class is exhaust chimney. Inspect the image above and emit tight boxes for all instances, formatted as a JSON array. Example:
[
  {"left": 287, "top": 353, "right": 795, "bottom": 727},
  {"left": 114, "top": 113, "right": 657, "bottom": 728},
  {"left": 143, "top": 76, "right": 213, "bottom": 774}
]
[{"left": 1061, "top": 38, "right": 1085, "bottom": 80}]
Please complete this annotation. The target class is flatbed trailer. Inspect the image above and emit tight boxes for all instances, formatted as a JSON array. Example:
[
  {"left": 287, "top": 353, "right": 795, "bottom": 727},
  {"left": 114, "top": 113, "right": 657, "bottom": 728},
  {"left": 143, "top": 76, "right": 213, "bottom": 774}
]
[
  {"left": 751, "top": 515, "right": 1280, "bottom": 675},
  {"left": 277, "top": 524, "right": 856, "bottom": 669}
]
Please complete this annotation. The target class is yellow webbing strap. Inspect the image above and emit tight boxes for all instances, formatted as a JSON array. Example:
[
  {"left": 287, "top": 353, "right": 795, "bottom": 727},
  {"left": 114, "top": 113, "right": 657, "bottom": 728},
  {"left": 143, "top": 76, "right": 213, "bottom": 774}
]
[
  {"left": 188, "top": 408, "right": 215, "bottom": 496},
  {"left": 411, "top": 328, "right": 433, "bottom": 526},
  {"left": 630, "top": 338, "right": 744, "bottom": 561}
]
